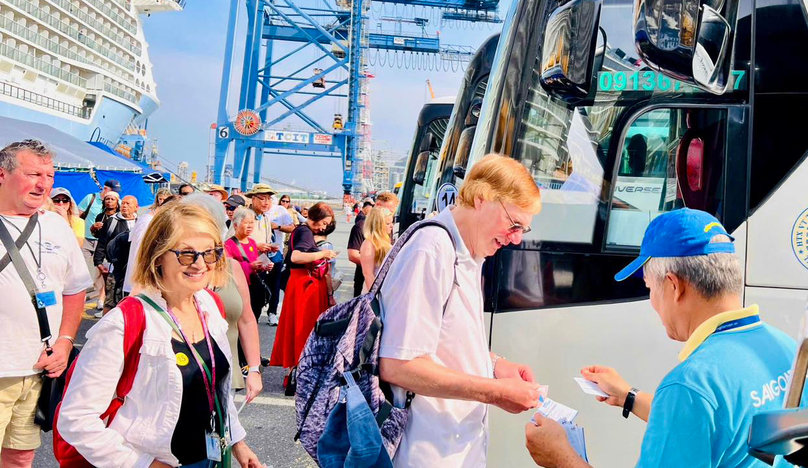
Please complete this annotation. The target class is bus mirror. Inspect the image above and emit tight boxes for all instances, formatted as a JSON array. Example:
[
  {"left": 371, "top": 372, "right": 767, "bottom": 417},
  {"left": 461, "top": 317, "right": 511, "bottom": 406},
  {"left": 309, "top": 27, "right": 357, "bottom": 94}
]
[
  {"left": 466, "top": 98, "right": 483, "bottom": 126},
  {"left": 452, "top": 126, "right": 476, "bottom": 179},
  {"left": 634, "top": 0, "right": 738, "bottom": 94},
  {"left": 420, "top": 133, "right": 435, "bottom": 153},
  {"left": 538, "top": 0, "right": 602, "bottom": 102},
  {"left": 413, "top": 151, "right": 430, "bottom": 185}
]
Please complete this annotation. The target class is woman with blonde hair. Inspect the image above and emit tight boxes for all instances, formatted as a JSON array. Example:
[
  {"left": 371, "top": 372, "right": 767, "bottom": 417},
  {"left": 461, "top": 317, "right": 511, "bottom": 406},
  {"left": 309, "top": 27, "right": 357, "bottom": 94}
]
[
  {"left": 57, "top": 203, "right": 262, "bottom": 468},
  {"left": 151, "top": 187, "right": 172, "bottom": 211},
  {"left": 359, "top": 206, "right": 393, "bottom": 293},
  {"left": 49, "top": 187, "right": 84, "bottom": 246}
]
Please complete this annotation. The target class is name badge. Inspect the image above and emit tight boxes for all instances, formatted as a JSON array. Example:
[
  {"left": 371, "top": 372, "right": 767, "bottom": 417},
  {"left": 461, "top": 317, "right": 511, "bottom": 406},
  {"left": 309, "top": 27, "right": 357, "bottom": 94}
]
[
  {"left": 205, "top": 432, "right": 222, "bottom": 462},
  {"left": 35, "top": 291, "right": 57, "bottom": 308}
]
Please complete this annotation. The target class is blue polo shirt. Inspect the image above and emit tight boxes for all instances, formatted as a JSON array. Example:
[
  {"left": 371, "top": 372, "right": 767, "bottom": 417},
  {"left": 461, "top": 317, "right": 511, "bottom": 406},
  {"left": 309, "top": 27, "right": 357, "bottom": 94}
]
[{"left": 636, "top": 305, "right": 796, "bottom": 468}]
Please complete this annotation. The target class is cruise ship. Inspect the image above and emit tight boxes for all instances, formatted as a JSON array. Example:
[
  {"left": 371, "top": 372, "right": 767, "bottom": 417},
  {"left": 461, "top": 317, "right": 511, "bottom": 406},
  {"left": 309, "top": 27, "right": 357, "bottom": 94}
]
[{"left": 0, "top": 0, "right": 183, "bottom": 148}]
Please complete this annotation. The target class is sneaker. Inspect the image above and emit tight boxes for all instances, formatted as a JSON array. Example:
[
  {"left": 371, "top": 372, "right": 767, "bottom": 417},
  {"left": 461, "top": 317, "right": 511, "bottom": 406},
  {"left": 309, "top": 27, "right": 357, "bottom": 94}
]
[
  {"left": 267, "top": 313, "right": 279, "bottom": 326},
  {"left": 93, "top": 310, "right": 104, "bottom": 319}
]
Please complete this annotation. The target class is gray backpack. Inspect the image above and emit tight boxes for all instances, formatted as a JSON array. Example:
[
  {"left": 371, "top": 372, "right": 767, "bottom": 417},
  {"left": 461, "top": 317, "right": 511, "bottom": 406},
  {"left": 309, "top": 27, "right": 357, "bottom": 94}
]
[{"left": 294, "top": 219, "right": 457, "bottom": 464}]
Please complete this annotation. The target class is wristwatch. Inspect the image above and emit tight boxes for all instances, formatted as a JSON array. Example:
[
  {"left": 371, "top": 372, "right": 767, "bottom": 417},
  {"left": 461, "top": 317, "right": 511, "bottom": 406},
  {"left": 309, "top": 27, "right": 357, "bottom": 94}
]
[
  {"left": 623, "top": 387, "right": 639, "bottom": 418},
  {"left": 248, "top": 366, "right": 262, "bottom": 375}
]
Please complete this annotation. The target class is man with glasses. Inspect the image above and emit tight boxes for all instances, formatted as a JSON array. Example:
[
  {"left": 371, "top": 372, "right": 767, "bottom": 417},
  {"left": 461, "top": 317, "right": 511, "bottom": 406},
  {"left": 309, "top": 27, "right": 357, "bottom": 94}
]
[
  {"left": 377, "top": 155, "right": 543, "bottom": 467},
  {"left": 244, "top": 184, "right": 282, "bottom": 324},
  {"left": 177, "top": 183, "right": 194, "bottom": 197},
  {"left": 224, "top": 194, "right": 246, "bottom": 228},
  {"left": 264, "top": 194, "right": 295, "bottom": 325}
]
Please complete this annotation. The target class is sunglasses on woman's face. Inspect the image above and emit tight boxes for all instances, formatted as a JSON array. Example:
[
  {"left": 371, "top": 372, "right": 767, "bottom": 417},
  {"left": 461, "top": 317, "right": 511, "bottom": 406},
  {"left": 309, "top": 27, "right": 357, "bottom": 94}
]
[
  {"left": 225, "top": 205, "right": 237, "bottom": 211},
  {"left": 168, "top": 248, "right": 224, "bottom": 266},
  {"left": 52, "top": 197, "right": 70, "bottom": 205}
]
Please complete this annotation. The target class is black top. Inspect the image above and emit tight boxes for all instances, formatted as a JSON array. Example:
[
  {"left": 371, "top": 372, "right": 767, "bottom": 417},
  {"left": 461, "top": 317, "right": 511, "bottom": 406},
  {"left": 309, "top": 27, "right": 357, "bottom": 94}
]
[
  {"left": 170, "top": 337, "right": 230, "bottom": 465},
  {"left": 348, "top": 214, "right": 366, "bottom": 295},
  {"left": 286, "top": 225, "right": 319, "bottom": 269}
]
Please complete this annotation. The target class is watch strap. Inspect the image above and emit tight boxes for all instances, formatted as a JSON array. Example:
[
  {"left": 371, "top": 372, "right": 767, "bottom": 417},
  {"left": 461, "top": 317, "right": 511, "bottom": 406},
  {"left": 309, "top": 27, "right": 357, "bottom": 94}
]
[
  {"left": 248, "top": 366, "right": 261, "bottom": 374},
  {"left": 623, "top": 387, "right": 638, "bottom": 418}
]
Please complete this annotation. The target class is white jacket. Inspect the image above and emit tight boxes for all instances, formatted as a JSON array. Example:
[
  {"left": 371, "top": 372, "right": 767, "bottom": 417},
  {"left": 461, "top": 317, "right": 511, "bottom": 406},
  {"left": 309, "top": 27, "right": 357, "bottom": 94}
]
[{"left": 57, "top": 289, "right": 247, "bottom": 468}]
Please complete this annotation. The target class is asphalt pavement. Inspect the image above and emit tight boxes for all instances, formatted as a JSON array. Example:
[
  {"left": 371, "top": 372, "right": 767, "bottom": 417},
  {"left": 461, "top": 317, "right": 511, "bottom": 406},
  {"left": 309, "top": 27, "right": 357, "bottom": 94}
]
[{"left": 35, "top": 213, "right": 359, "bottom": 468}]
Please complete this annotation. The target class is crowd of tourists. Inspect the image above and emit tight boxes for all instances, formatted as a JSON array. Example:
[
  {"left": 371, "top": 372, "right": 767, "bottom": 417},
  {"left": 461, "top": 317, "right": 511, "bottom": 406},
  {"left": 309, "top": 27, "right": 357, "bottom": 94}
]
[{"left": 0, "top": 139, "right": 802, "bottom": 468}]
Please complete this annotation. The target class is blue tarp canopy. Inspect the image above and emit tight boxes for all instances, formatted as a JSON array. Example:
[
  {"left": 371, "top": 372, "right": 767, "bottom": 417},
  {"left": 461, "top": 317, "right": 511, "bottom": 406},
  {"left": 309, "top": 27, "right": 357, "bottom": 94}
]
[
  {"left": 0, "top": 116, "right": 155, "bottom": 206},
  {"left": 52, "top": 170, "right": 156, "bottom": 207},
  {"left": 0, "top": 117, "right": 143, "bottom": 171}
]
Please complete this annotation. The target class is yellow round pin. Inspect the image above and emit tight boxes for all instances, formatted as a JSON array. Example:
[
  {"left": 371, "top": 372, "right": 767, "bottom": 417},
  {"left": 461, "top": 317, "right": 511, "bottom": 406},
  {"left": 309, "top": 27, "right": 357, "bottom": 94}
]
[{"left": 175, "top": 352, "right": 190, "bottom": 366}]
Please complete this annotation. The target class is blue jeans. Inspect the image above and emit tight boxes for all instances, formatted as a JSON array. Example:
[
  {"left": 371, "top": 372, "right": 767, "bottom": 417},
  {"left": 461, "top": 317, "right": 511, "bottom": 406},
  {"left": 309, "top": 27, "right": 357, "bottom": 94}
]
[{"left": 317, "top": 372, "right": 394, "bottom": 468}]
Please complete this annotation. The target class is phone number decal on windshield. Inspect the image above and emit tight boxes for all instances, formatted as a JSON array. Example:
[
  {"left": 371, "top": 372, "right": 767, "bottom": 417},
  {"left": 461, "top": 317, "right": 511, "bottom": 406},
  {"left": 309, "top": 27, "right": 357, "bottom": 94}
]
[{"left": 597, "top": 70, "right": 747, "bottom": 93}]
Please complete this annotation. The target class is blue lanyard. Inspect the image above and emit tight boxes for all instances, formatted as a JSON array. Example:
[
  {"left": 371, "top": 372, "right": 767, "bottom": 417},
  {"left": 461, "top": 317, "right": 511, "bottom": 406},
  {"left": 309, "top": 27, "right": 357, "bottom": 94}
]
[{"left": 714, "top": 315, "right": 760, "bottom": 334}]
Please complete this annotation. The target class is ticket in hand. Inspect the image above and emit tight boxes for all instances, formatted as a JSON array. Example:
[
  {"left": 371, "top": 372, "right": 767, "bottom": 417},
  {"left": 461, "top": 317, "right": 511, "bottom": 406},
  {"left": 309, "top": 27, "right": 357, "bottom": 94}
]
[
  {"left": 574, "top": 377, "right": 609, "bottom": 398},
  {"left": 531, "top": 397, "right": 578, "bottom": 424}
]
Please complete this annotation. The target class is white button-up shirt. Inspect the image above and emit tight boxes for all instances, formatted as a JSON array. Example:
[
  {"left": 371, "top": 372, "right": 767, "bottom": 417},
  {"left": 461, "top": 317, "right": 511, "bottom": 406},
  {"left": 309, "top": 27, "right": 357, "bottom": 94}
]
[
  {"left": 57, "top": 289, "right": 246, "bottom": 468},
  {"left": 379, "top": 207, "right": 491, "bottom": 468}
]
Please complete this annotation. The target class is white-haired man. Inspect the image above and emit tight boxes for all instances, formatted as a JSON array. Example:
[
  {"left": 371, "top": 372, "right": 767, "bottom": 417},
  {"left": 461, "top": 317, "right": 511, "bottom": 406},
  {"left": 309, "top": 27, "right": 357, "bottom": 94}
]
[
  {"left": 0, "top": 140, "right": 91, "bottom": 467},
  {"left": 525, "top": 208, "right": 797, "bottom": 467}
]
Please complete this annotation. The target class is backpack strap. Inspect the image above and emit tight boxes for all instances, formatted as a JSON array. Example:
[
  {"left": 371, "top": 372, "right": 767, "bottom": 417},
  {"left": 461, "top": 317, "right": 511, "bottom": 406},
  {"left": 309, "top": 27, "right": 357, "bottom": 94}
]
[
  {"left": 205, "top": 288, "right": 227, "bottom": 319},
  {"left": 368, "top": 218, "right": 458, "bottom": 306},
  {"left": 357, "top": 220, "right": 459, "bottom": 390},
  {"left": 99, "top": 296, "right": 146, "bottom": 423}
]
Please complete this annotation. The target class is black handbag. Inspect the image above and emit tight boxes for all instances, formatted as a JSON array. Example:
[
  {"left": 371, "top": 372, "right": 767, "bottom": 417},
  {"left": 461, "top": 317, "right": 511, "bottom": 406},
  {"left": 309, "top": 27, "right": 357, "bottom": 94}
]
[{"left": 0, "top": 214, "right": 76, "bottom": 432}]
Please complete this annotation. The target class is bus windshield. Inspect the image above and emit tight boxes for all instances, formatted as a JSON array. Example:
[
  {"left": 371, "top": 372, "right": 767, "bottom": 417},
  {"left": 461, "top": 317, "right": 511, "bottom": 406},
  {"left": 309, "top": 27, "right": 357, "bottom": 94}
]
[{"left": 513, "top": 0, "right": 746, "bottom": 247}]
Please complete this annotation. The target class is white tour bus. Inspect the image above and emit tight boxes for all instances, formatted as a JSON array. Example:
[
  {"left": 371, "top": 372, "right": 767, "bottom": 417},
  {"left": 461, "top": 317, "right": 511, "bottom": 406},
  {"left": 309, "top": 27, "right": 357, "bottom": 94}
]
[{"left": 441, "top": 0, "right": 808, "bottom": 464}]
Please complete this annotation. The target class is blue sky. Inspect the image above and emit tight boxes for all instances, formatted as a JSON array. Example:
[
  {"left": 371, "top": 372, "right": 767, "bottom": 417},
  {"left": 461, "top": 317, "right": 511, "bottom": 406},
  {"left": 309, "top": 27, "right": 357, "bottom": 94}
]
[{"left": 141, "top": 1, "right": 511, "bottom": 195}]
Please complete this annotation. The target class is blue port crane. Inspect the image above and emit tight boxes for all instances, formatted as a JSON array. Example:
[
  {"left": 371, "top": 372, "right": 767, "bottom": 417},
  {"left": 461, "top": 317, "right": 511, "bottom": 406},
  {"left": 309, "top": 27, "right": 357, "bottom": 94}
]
[{"left": 213, "top": 0, "right": 499, "bottom": 194}]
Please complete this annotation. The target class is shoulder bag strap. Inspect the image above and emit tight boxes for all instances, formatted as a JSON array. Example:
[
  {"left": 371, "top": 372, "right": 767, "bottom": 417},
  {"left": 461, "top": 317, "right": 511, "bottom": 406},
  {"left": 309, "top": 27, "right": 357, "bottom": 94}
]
[
  {"left": 230, "top": 237, "right": 250, "bottom": 263},
  {"left": 0, "top": 213, "right": 39, "bottom": 274},
  {"left": 0, "top": 214, "right": 51, "bottom": 344},
  {"left": 79, "top": 194, "right": 96, "bottom": 220}
]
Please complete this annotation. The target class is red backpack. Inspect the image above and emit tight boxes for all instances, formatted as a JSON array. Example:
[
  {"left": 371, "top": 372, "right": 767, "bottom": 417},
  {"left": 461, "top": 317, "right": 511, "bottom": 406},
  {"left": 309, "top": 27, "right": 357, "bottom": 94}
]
[{"left": 53, "top": 291, "right": 226, "bottom": 467}]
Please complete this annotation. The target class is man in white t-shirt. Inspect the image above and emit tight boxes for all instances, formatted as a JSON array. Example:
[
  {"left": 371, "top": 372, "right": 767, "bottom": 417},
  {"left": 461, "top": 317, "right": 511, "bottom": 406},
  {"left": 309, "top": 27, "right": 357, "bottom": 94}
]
[{"left": 0, "top": 140, "right": 92, "bottom": 467}]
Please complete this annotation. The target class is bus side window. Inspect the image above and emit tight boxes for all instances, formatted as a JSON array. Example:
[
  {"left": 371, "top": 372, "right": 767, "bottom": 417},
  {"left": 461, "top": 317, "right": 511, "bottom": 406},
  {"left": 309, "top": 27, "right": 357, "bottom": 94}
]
[{"left": 606, "top": 108, "right": 727, "bottom": 248}]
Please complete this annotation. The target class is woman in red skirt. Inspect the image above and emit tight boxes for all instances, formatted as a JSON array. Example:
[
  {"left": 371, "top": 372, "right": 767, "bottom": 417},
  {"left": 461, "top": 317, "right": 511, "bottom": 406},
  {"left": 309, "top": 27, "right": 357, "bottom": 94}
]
[{"left": 269, "top": 202, "right": 337, "bottom": 393}]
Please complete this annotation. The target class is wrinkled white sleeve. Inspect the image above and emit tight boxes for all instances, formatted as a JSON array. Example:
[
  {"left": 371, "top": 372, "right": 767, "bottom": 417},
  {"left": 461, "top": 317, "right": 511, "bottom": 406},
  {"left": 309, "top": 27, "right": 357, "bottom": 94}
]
[
  {"left": 57, "top": 311, "right": 155, "bottom": 468},
  {"left": 378, "top": 231, "right": 454, "bottom": 361}
]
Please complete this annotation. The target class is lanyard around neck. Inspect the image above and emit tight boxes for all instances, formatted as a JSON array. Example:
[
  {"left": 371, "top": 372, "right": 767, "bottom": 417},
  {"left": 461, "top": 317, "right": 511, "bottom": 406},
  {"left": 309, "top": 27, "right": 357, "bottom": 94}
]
[
  {"left": 0, "top": 215, "right": 42, "bottom": 273},
  {"left": 138, "top": 294, "right": 224, "bottom": 431}
]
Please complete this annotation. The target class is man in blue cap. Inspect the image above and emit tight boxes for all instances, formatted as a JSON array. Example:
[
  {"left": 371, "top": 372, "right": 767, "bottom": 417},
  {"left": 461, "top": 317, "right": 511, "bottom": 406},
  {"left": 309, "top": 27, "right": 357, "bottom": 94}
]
[{"left": 524, "top": 208, "right": 798, "bottom": 467}]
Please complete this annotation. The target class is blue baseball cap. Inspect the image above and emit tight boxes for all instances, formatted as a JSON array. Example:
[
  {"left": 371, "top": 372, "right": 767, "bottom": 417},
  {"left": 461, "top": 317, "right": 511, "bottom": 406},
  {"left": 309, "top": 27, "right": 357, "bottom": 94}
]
[{"left": 614, "top": 208, "right": 735, "bottom": 282}]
